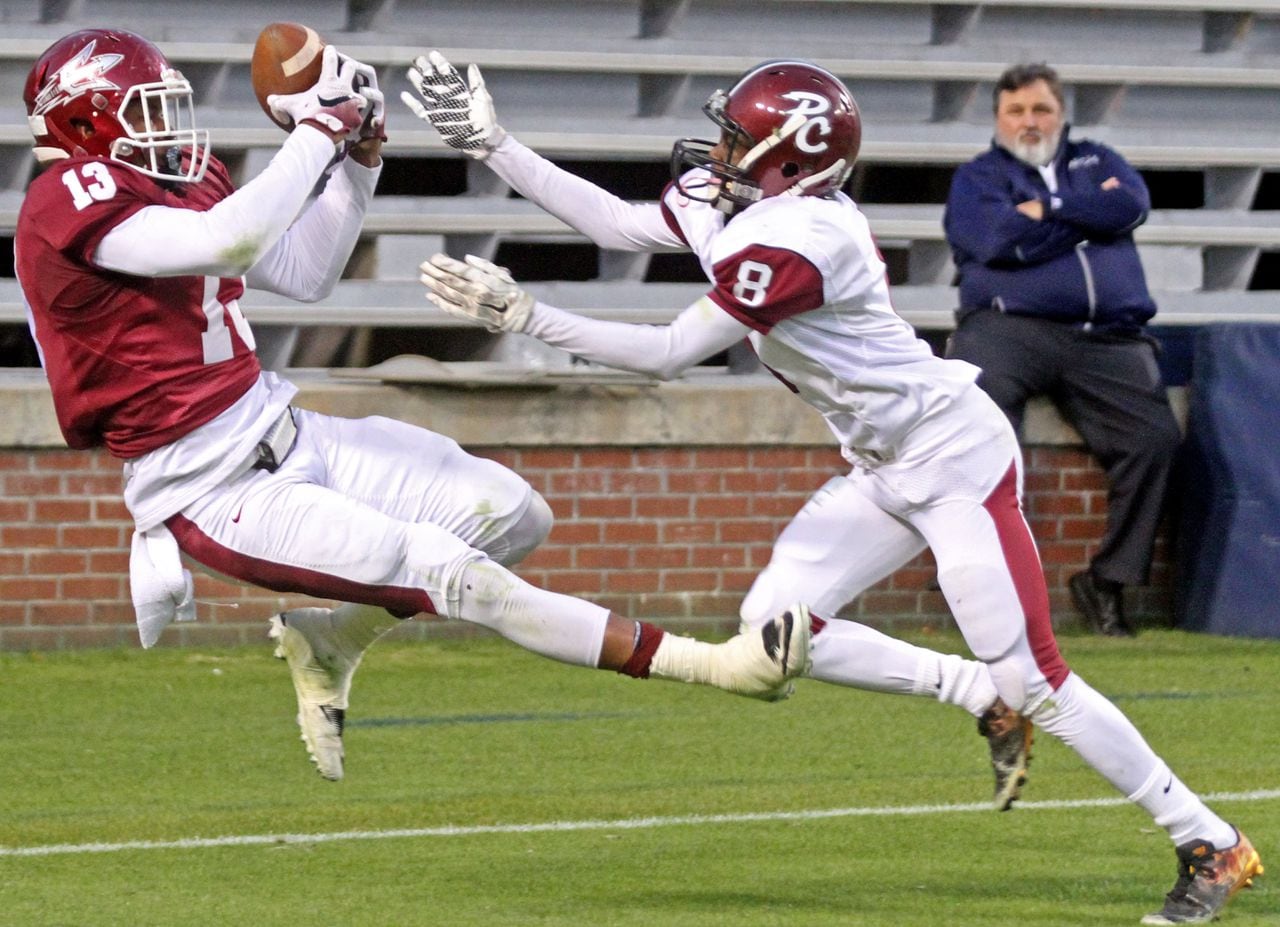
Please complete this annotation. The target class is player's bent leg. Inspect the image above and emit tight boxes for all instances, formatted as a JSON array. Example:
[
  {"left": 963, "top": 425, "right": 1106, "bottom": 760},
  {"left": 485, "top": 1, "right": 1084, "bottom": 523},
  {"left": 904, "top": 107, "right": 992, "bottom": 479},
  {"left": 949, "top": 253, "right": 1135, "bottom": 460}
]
[
  {"left": 455, "top": 558, "right": 810, "bottom": 699},
  {"left": 743, "top": 469, "right": 1024, "bottom": 798},
  {"left": 919, "top": 465, "right": 1077, "bottom": 809},
  {"left": 741, "top": 530, "right": 1001, "bottom": 716},
  {"left": 173, "top": 475, "right": 472, "bottom": 779},
  {"left": 313, "top": 410, "right": 551, "bottom": 566}
]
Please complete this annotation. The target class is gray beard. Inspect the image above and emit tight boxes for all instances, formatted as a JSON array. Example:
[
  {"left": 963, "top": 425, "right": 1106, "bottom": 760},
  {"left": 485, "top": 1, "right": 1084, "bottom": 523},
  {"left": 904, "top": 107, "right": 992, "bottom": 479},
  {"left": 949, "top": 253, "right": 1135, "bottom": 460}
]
[{"left": 1008, "top": 131, "right": 1060, "bottom": 167}]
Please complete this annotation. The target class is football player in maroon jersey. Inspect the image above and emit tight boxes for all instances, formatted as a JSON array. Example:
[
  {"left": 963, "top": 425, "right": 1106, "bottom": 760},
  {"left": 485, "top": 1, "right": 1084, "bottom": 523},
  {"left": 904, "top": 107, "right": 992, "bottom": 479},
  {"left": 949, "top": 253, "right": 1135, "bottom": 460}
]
[{"left": 18, "top": 29, "right": 811, "bottom": 784}]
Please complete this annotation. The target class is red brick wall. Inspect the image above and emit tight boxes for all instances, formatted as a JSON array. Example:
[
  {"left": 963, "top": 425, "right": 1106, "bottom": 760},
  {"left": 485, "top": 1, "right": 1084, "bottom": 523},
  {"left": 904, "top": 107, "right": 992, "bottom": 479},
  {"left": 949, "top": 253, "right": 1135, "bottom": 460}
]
[{"left": 0, "top": 444, "right": 1172, "bottom": 650}]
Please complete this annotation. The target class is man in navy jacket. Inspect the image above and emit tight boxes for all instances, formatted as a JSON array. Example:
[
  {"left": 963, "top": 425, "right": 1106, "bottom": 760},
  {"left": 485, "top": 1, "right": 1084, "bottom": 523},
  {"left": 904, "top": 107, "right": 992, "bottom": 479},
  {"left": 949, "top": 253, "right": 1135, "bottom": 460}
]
[{"left": 944, "top": 63, "right": 1181, "bottom": 637}]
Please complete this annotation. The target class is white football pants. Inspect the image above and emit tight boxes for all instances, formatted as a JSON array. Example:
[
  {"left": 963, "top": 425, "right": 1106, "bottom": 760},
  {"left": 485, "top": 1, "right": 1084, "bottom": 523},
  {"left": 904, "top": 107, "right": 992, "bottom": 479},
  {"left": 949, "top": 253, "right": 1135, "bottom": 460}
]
[
  {"left": 169, "top": 408, "right": 610, "bottom": 668},
  {"left": 739, "top": 386, "right": 1232, "bottom": 845},
  {"left": 169, "top": 408, "right": 547, "bottom": 620}
]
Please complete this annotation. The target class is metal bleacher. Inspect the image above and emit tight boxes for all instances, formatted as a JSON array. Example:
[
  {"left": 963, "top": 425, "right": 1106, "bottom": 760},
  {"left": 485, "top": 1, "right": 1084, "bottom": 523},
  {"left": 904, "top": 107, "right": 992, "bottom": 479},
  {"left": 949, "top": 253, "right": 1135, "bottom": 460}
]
[{"left": 2, "top": 0, "right": 1280, "bottom": 367}]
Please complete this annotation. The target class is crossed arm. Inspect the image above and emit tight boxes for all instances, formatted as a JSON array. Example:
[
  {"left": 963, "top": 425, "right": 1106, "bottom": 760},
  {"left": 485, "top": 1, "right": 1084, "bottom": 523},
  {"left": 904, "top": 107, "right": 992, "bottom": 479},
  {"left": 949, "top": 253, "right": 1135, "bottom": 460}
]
[{"left": 946, "top": 147, "right": 1149, "bottom": 267}]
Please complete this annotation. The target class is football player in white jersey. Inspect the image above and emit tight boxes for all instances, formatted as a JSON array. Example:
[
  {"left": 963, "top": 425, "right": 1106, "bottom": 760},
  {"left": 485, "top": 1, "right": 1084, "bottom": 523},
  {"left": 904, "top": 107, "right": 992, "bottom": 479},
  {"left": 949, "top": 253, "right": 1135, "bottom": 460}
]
[
  {"left": 17, "top": 29, "right": 811, "bottom": 787},
  {"left": 405, "top": 55, "right": 1262, "bottom": 924}
]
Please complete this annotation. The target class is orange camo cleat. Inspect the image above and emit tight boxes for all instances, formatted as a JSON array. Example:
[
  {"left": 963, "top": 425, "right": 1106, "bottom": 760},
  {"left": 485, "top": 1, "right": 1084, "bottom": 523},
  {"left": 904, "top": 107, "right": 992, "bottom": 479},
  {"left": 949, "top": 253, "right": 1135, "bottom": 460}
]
[
  {"left": 977, "top": 699, "right": 1033, "bottom": 811},
  {"left": 1141, "top": 828, "right": 1263, "bottom": 925}
]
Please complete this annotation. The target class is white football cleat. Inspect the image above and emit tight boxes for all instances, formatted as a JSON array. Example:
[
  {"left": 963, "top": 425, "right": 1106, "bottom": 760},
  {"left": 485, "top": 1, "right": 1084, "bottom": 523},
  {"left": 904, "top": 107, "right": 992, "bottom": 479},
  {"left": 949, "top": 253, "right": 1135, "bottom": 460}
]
[
  {"left": 268, "top": 608, "right": 364, "bottom": 781},
  {"left": 719, "top": 604, "right": 813, "bottom": 701}
]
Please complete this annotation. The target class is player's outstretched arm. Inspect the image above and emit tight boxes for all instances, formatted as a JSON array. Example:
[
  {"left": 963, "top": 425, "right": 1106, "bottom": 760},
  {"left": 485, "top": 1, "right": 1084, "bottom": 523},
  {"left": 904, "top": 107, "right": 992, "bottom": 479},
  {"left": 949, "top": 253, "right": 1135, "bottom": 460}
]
[
  {"left": 97, "top": 48, "right": 369, "bottom": 280},
  {"left": 245, "top": 49, "right": 385, "bottom": 301},
  {"left": 420, "top": 253, "right": 748, "bottom": 380},
  {"left": 403, "top": 51, "right": 680, "bottom": 252}
]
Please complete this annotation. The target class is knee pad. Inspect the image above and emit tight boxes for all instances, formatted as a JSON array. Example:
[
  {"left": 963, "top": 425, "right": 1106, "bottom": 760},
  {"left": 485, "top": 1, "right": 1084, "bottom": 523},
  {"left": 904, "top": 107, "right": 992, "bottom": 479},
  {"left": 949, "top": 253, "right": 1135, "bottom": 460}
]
[
  {"left": 491, "top": 490, "right": 553, "bottom": 566},
  {"left": 985, "top": 653, "right": 1054, "bottom": 717},
  {"left": 456, "top": 557, "right": 522, "bottom": 628}
]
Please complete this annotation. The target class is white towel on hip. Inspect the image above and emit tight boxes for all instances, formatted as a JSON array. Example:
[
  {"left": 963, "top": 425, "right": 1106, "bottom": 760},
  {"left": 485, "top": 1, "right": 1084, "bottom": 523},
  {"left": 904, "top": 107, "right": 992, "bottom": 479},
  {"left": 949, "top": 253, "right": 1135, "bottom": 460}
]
[{"left": 129, "top": 525, "right": 196, "bottom": 648}]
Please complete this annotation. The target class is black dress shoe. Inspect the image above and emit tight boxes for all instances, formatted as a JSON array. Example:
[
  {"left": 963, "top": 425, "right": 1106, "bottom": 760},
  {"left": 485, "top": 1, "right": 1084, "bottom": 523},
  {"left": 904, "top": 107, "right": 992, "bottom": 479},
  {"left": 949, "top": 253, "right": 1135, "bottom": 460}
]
[{"left": 1068, "top": 571, "right": 1136, "bottom": 637}]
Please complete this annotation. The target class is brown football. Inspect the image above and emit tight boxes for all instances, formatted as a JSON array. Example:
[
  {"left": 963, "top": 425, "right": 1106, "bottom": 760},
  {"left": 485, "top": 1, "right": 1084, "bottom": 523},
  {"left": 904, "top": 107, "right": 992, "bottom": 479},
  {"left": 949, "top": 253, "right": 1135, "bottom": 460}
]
[{"left": 251, "top": 21, "right": 326, "bottom": 130}]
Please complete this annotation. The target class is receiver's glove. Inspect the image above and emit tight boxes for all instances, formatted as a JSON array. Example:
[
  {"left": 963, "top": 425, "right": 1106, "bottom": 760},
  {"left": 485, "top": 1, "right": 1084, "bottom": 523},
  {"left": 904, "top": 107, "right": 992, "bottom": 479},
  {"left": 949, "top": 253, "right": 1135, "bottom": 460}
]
[{"left": 268, "top": 45, "right": 367, "bottom": 139}]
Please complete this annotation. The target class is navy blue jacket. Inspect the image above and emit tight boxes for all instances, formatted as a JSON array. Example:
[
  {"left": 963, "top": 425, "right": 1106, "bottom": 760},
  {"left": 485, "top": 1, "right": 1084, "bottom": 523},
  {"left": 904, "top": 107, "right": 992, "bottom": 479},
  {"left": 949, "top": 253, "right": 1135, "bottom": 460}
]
[{"left": 944, "top": 131, "right": 1156, "bottom": 332}]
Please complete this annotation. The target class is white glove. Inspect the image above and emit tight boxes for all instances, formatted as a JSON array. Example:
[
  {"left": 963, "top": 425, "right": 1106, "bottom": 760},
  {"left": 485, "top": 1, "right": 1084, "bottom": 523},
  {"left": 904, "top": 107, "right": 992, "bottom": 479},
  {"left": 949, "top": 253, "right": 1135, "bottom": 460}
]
[
  {"left": 342, "top": 54, "right": 387, "bottom": 142},
  {"left": 401, "top": 50, "right": 504, "bottom": 158},
  {"left": 420, "top": 253, "right": 533, "bottom": 333},
  {"left": 268, "top": 45, "right": 367, "bottom": 139}
]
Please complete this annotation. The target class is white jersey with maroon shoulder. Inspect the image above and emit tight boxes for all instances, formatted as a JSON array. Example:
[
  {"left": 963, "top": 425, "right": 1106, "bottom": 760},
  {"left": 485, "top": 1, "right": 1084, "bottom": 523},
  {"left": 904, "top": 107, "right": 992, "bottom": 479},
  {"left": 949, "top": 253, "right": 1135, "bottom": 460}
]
[{"left": 660, "top": 172, "right": 981, "bottom": 462}]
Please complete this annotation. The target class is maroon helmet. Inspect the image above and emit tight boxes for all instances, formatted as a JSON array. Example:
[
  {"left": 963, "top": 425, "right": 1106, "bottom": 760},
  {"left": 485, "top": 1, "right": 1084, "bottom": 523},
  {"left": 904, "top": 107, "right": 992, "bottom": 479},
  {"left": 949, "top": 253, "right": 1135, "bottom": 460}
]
[
  {"left": 672, "top": 60, "right": 861, "bottom": 212},
  {"left": 24, "top": 28, "right": 209, "bottom": 183}
]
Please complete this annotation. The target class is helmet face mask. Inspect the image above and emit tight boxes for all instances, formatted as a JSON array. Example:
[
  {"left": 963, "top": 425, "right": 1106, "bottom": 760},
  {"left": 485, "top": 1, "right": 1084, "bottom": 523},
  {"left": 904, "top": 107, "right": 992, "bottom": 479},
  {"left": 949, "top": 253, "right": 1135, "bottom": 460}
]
[
  {"left": 110, "top": 68, "right": 209, "bottom": 182},
  {"left": 670, "top": 135, "right": 754, "bottom": 210},
  {"left": 25, "top": 30, "right": 210, "bottom": 184},
  {"left": 671, "top": 61, "right": 862, "bottom": 214}
]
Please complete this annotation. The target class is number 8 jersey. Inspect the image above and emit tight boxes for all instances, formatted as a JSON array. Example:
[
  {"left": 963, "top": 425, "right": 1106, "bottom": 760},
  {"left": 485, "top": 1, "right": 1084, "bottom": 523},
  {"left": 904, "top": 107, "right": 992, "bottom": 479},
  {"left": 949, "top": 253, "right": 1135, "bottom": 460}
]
[
  {"left": 17, "top": 153, "right": 259, "bottom": 457},
  {"left": 660, "top": 173, "right": 984, "bottom": 463}
]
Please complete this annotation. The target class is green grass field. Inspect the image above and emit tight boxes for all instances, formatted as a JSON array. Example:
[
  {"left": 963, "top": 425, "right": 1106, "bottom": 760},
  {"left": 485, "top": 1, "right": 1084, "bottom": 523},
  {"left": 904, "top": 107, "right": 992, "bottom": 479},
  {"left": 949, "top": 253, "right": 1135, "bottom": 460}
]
[{"left": 2, "top": 628, "right": 1276, "bottom": 927}]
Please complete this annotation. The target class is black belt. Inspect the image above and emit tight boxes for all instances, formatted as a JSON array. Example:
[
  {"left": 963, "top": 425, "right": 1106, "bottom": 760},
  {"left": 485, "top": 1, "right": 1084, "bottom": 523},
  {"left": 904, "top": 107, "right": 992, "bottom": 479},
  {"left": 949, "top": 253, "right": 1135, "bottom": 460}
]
[{"left": 252, "top": 407, "right": 298, "bottom": 473}]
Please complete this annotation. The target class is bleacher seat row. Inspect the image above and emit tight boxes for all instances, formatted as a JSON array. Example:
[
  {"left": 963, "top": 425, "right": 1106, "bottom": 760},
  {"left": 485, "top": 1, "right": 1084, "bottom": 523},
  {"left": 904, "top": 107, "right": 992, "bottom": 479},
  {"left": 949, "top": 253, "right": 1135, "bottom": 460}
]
[{"left": 2, "top": 0, "right": 1280, "bottom": 368}]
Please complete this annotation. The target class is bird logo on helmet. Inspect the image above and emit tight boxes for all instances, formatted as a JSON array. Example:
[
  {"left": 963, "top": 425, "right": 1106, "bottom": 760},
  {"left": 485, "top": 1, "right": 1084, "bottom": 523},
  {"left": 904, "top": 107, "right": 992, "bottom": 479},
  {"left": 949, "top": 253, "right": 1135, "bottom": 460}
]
[
  {"left": 30, "top": 40, "right": 124, "bottom": 117},
  {"left": 24, "top": 28, "right": 210, "bottom": 184},
  {"left": 671, "top": 60, "right": 861, "bottom": 213}
]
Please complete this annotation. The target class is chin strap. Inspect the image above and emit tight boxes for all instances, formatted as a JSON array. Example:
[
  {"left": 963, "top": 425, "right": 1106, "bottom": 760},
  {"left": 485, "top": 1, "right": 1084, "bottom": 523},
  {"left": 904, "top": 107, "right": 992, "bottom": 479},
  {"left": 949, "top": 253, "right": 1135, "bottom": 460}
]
[
  {"left": 786, "top": 157, "right": 850, "bottom": 197},
  {"left": 738, "top": 112, "right": 807, "bottom": 172}
]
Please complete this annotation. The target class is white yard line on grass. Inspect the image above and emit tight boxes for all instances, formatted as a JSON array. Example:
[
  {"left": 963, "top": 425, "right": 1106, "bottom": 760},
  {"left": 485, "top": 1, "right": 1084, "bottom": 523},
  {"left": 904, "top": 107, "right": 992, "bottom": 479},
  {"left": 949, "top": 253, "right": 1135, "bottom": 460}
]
[{"left": 4, "top": 789, "right": 1277, "bottom": 858}]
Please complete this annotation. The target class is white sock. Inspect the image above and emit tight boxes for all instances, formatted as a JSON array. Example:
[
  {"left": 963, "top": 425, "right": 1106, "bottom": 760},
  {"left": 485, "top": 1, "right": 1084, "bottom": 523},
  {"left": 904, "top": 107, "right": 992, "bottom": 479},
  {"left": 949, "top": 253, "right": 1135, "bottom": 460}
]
[
  {"left": 649, "top": 633, "right": 722, "bottom": 686},
  {"left": 1130, "top": 763, "right": 1238, "bottom": 849},
  {"left": 456, "top": 560, "right": 608, "bottom": 667},
  {"left": 918, "top": 652, "right": 1001, "bottom": 717},
  {"left": 1033, "top": 673, "right": 1235, "bottom": 848}
]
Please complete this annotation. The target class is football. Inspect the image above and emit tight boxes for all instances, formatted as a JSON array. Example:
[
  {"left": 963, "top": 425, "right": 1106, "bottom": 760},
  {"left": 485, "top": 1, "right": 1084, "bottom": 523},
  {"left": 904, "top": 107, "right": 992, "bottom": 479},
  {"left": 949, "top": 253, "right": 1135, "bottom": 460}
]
[{"left": 251, "top": 21, "right": 326, "bottom": 130}]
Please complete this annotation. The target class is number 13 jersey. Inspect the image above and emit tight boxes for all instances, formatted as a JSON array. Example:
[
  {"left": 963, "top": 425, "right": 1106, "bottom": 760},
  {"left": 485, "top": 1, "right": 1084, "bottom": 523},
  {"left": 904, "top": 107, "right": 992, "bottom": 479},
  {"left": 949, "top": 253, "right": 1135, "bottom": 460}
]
[{"left": 17, "top": 154, "right": 259, "bottom": 458}]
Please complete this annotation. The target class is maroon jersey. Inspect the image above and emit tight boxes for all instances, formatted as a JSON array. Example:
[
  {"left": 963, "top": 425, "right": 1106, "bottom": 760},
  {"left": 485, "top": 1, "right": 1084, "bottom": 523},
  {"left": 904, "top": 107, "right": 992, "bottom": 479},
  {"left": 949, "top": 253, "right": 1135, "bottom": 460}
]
[{"left": 17, "top": 154, "right": 260, "bottom": 457}]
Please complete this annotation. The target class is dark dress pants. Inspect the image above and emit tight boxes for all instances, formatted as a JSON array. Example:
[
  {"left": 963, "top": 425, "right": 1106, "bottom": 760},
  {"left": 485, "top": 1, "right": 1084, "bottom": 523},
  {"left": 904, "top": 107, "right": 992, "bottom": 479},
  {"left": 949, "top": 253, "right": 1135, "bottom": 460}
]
[{"left": 947, "top": 309, "right": 1181, "bottom": 586}]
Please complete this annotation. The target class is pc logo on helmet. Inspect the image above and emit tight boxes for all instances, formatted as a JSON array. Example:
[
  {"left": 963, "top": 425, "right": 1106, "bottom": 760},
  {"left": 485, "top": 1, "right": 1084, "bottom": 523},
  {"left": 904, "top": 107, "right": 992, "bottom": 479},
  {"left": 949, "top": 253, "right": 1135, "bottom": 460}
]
[{"left": 671, "top": 60, "right": 861, "bottom": 212}]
